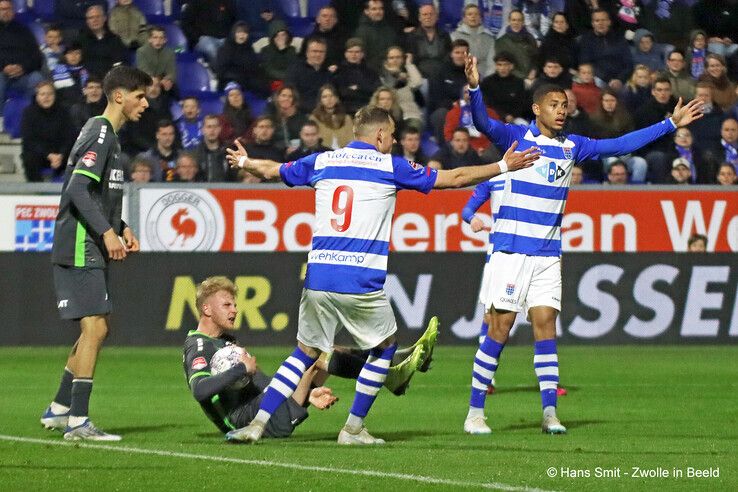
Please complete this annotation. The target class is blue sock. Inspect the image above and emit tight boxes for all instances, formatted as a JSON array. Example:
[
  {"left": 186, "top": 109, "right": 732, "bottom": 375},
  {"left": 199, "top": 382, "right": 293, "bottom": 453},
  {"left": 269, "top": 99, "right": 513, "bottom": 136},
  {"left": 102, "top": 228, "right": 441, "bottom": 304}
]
[
  {"left": 348, "top": 343, "right": 397, "bottom": 423},
  {"left": 258, "top": 347, "right": 317, "bottom": 417},
  {"left": 534, "top": 339, "right": 559, "bottom": 409},
  {"left": 469, "top": 336, "right": 504, "bottom": 409},
  {"left": 479, "top": 321, "right": 489, "bottom": 340}
]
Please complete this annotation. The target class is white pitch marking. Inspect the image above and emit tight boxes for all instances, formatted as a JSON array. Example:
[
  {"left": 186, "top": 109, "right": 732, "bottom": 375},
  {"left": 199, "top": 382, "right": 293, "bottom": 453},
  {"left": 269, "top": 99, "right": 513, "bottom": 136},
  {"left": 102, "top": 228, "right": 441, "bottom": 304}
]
[{"left": 0, "top": 434, "right": 555, "bottom": 492}]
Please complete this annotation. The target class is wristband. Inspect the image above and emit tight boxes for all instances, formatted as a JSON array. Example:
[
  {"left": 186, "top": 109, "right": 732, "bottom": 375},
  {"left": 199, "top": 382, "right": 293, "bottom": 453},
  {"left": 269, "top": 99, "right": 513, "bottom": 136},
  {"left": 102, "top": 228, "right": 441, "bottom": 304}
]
[
  {"left": 498, "top": 159, "right": 508, "bottom": 173},
  {"left": 238, "top": 155, "right": 247, "bottom": 168}
]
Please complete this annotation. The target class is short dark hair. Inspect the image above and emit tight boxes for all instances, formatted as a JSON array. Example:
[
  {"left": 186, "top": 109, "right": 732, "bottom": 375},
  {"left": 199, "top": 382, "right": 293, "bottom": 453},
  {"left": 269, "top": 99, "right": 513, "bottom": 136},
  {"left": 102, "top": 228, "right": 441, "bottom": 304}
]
[
  {"left": 452, "top": 127, "right": 470, "bottom": 136},
  {"left": 668, "top": 48, "right": 685, "bottom": 60},
  {"left": 608, "top": 160, "right": 627, "bottom": 172},
  {"left": 84, "top": 74, "right": 103, "bottom": 87},
  {"left": 543, "top": 56, "right": 562, "bottom": 66},
  {"left": 149, "top": 25, "right": 166, "bottom": 36},
  {"left": 653, "top": 76, "right": 671, "bottom": 87},
  {"left": 156, "top": 118, "right": 174, "bottom": 130},
  {"left": 450, "top": 39, "right": 469, "bottom": 50},
  {"left": 301, "top": 120, "right": 319, "bottom": 131},
  {"left": 45, "top": 24, "right": 62, "bottom": 34},
  {"left": 591, "top": 8, "right": 610, "bottom": 18},
  {"left": 354, "top": 106, "right": 393, "bottom": 137},
  {"left": 532, "top": 84, "right": 566, "bottom": 103},
  {"left": 688, "top": 233, "right": 707, "bottom": 248},
  {"left": 102, "top": 66, "right": 152, "bottom": 98},
  {"left": 203, "top": 114, "right": 220, "bottom": 124},
  {"left": 494, "top": 51, "right": 515, "bottom": 64},
  {"left": 400, "top": 127, "right": 420, "bottom": 139}
]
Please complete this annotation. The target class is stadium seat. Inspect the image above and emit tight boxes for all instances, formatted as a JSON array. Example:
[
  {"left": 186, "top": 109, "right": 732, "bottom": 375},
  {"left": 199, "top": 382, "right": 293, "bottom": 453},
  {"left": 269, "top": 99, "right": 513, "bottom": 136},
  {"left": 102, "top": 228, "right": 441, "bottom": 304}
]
[
  {"left": 243, "top": 90, "right": 267, "bottom": 117},
  {"left": 25, "top": 20, "right": 46, "bottom": 46},
  {"left": 175, "top": 59, "right": 213, "bottom": 96},
  {"left": 199, "top": 95, "right": 223, "bottom": 116},
  {"left": 421, "top": 132, "right": 439, "bottom": 158},
  {"left": 275, "top": 0, "right": 301, "bottom": 18},
  {"left": 285, "top": 16, "right": 313, "bottom": 38},
  {"left": 439, "top": 0, "right": 464, "bottom": 31},
  {"left": 307, "top": 0, "right": 330, "bottom": 18},
  {"left": 31, "top": 0, "right": 55, "bottom": 22},
  {"left": 135, "top": 0, "right": 168, "bottom": 22},
  {"left": 3, "top": 96, "right": 31, "bottom": 139},
  {"left": 162, "top": 23, "right": 187, "bottom": 52}
]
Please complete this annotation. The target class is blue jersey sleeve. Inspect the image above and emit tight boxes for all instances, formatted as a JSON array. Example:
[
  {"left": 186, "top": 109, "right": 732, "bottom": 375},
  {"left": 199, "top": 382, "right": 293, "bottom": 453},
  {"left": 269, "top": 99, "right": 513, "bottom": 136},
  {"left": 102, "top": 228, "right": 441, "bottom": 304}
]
[
  {"left": 279, "top": 153, "right": 319, "bottom": 187},
  {"left": 469, "top": 86, "right": 517, "bottom": 149},
  {"left": 575, "top": 118, "right": 677, "bottom": 161},
  {"left": 462, "top": 181, "right": 492, "bottom": 223},
  {"left": 392, "top": 155, "right": 438, "bottom": 194}
]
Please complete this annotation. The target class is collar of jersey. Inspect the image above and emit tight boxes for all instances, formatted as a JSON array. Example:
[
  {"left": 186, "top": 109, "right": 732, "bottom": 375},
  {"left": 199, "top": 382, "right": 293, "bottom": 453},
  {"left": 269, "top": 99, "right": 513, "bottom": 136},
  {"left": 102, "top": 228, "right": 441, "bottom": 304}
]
[
  {"left": 346, "top": 141, "right": 378, "bottom": 151},
  {"left": 528, "top": 120, "right": 563, "bottom": 139},
  {"left": 187, "top": 329, "right": 217, "bottom": 339}
]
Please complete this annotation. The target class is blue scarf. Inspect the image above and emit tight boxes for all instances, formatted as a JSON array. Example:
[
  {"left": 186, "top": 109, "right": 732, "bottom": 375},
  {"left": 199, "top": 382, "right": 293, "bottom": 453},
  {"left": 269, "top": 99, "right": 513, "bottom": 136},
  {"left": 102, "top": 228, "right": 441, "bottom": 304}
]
[
  {"left": 723, "top": 139, "right": 738, "bottom": 169},
  {"left": 691, "top": 48, "right": 705, "bottom": 79},
  {"left": 655, "top": 0, "right": 674, "bottom": 19},
  {"left": 675, "top": 144, "right": 697, "bottom": 183}
]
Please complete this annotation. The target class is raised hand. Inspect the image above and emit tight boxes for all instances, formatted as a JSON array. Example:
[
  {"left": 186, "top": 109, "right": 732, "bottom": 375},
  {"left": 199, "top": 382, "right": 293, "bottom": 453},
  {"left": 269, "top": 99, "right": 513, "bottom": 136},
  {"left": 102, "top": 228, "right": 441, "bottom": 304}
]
[
  {"left": 502, "top": 140, "right": 540, "bottom": 172},
  {"left": 226, "top": 139, "right": 249, "bottom": 169},
  {"left": 465, "top": 55, "right": 480, "bottom": 88},
  {"left": 671, "top": 97, "right": 704, "bottom": 127}
]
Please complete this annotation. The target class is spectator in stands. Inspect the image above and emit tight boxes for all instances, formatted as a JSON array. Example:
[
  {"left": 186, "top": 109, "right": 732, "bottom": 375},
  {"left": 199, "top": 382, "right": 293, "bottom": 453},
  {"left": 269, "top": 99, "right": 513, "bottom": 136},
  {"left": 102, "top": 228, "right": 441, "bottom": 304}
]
[
  {"left": 443, "top": 84, "right": 500, "bottom": 158},
  {"left": 631, "top": 29, "right": 665, "bottom": 72},
  {"left": 570, "top": 165, "right": 584, "bottom": 185},
  {"left": 391, "top": 127, "right": 428, "bottom": 166},
  {"left": 716, "top": 162, "right": 737, "bottom": 185},
  {"left": 333, "top": 38, "right": 380, "bottom": 115},
  {"left": 520, "top": 0, "right": 554, "bottom": 41},
  {"left": 717, "top": 118, "right": 738, "bottom": 171},
  {"left": 604, "top": 160, "right": 629, "bottom": 185},
  {"left": 70, "top": 76, "right": 106, "bottom": 134},
  {"left": 260, "top": 20, "right": 297, "bottom": 86},
  {"left": 698, "top": 54, "right": 737, "bottom": 112},
  {"left": 218, "top": 82, "right": 252, "bottom": 144},
  {"left": 428, "top": 127, "right": 483, "bottom": 170},
  {"left": 571, "top": 63, "right": 601, "bottom": 115},
  {"left": 172, "top": 152, "right": 204, "bottom": 182},
  {"left": 369, "top": 86, "right": 403, "bottom": 129},
  {"left": 379, "top": 46, "right": 423, "bottom": 131},
  {"left": 41, "top": 25, "right": 65, "bottom": 74},
  {"left": 51, "top": 43, "right": 88, "bottom": 109},
  {"left": 688, "top": 81, "right": 725, "bottom": 150},
  {"left": 565, "top": 0, "right": 618, "bottom": 36},
  {"left": 0, "top": 0, "right": 44, "bottom": 119},
  {"left": 687, "top": 233, "right": 707, "bottom": 252},
  {"left": 428, "top": 39, "right": 469, "bottom": 126},
  {"left": 692, "top": 0, "right": 738, "bottom": 59},
  {"left": 235, "top": 0, "right": 273, "bottom": 38},
  {"left": 578, "top": 9, "right": 633, "bottom": 90},
  {"left": 180, "top": 0, "right": 237, "bottom": 65},
  {"left": 451, "top": 4, "right": 495, "bottom": 78},
  {"left": 142, "top": 119, "right": 179, "bottom": 181},
  {"left": 215, "top": 22, "right": 269, "bottom": 96},
  {"left": 176, "top": 97, "right": 204, "bottom": 150},
  {"left": 120, "top": 76, "right": 173, "bottom": 156},
  {"left": 108, "top": 0, "right": 147, "bottom": 51},
  {"left": 666, "top": 128, "right": 701, "bottom": 184},
  {"left": 55, "top": 0, "right": 107, "bottom": 40},
  {"left": 591, "top": 88, "right": 648, "bottom": 183},
  {"left": 530, "top": 57, "right": 572, "bottom": 94},
  {"left": 193, "top": 114, "right": 233, "bottom": 182},
  {"left": 267, "top": 85, "right": 308, "bottom": 154},
  {"left": 640, "top": 0, "right": 695, "bottom": 52},
  {"left": 353, "top": 0, "right": 399, "bottom": 72},
  {"left": 634, "top": 76, "right": 677, "bottom": 183},
  {"left": 285, "top": 121, "right": 331, "bottom": 161},
  {"left": 667, "top": 157, "right": 693, "bottom": 185},
  {"left": 685, "top": 29, "right": 707, "bottom": 79},
  {"left": 76, "top": 5, "right": 129, "bottom": 78},
  {"left": 620, "top": 64, "right": 652, "bottom": 113},
  {"left": 539, "top": 12, "right": 577, "bottom": 73},
  {"left": 660, "top": 49, "right": 696, "bottom": 102},
  {"left": 128, "top": 157, "right": 153, "bottom": 183},
  {"left": 285, "top": 37, "right": 333, "bottom": 113},
  {"left": 495, "top": 9, "right": 539, "bottom": 82},
  {"left": 479, "top": 52, "right": 530, "bottom": 124},
  {"left": 20, "top": 81, "right": 74, "bottom": 182},
  {"left": 310, "top": 84, "right": 353, "bottom": 149},
  {"left": 563, "top": 88, "right": 594, "bottom": 137},
  {"left": 136, "top": 26, "right": 177, "bottom": 96},
  {"left": 301, "top": 6, "right": 347, "bottom": 68},
  {"left": 243, "top": 115, "right": 283, "bottom": 162},
  {"left": 406, "top": 3, "right": 451, "bottom": 80}
]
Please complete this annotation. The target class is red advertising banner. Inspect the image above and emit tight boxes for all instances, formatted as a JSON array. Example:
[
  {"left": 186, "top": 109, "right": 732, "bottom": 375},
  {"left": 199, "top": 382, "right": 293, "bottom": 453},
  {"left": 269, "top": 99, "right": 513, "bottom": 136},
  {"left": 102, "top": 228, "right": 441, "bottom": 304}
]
[{"left": 138, "top": 188, "right": 738, "bottom": 253}]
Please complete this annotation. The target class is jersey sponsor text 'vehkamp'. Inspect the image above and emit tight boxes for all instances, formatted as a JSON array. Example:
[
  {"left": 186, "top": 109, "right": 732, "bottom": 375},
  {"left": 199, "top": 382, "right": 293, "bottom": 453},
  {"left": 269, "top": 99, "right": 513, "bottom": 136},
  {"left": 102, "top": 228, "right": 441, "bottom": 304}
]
[{"left": 280, "top": 141, "right": 438, "bottom": 294}]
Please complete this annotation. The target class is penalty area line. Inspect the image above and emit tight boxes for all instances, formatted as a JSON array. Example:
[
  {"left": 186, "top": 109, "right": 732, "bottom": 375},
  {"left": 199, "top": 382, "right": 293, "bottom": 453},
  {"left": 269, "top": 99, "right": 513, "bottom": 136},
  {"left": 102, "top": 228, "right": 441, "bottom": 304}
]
[{"left": 0, "top": 434, "right": 555, "bottom": 492}]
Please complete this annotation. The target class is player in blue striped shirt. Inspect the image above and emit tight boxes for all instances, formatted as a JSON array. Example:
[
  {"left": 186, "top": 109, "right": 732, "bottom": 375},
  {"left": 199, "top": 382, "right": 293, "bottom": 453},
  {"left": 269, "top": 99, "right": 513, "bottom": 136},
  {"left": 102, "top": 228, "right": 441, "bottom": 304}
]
[{"left": 462, "top": 55, "right": 704, "bottom": 435}]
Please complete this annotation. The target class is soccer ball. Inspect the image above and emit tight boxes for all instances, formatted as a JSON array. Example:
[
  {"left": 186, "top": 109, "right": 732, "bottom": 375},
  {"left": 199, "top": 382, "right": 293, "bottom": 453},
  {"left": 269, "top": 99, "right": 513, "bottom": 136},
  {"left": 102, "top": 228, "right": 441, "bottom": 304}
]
[{"left": 210, "top": 344, "right": 250, "bottom": 389}]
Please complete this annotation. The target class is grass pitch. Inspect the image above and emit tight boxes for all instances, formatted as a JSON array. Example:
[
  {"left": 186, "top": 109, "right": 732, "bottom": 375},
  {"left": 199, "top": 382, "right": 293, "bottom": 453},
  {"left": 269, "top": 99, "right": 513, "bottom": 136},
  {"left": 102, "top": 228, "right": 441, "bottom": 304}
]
[{"left": 0, "top": 345, "right": 735, "bottom": 491}]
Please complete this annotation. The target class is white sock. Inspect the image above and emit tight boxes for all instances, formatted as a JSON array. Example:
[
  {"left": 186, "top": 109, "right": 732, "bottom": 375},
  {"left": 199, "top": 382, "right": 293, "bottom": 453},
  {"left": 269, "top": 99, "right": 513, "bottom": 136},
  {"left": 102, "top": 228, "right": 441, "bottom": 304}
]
[
  {"left": 345, "top": 413, "right": 363, "bottom": 431},
  {"left": 467, "top": 407, "right": 485, "bottom": 419},
  {"left": 543, "top": 406, "right": 557, "bottom": 419},
  {"left": 68, "top": 416, "right": 87, "bottom": 427},
  {"left": 50, "top": 402, "right": 70, "bottom": 414},
  {"left": 252, "top": 409, "right": 270, "bottom": 426}
]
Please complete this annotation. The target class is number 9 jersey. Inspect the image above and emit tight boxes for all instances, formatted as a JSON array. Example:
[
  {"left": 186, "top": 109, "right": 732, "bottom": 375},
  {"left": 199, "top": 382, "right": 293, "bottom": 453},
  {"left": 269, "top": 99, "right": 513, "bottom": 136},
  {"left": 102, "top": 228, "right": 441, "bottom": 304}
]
[{"left": 279, "top": 141, "right": 438, "bottom": 294}]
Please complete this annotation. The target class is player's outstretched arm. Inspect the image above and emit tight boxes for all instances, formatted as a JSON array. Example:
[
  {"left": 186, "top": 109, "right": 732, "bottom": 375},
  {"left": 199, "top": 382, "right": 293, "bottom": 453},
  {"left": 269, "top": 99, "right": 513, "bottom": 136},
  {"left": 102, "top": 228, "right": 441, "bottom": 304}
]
[
  {"left": 434, "top": 141, "right": 539, "bottom": 189},
  {"left": 226, "top": 139, "right": 283, "bottom": 181}
]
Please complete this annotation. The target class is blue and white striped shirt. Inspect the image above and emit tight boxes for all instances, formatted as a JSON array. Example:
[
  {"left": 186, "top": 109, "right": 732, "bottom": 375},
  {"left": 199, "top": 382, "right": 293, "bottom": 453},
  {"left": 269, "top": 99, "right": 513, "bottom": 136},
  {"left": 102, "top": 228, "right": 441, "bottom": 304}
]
[{"left": 462, "top": 177, "right": 505, "bottom": 262}]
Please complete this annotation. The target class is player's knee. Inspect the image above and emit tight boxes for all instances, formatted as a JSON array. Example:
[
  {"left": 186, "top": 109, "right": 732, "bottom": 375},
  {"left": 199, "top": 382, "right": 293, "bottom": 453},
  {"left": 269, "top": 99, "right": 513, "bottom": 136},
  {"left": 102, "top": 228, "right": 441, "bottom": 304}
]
[
  {"left": 80, "top": 316, "right": 109, "bottom": 342},
  {"left": 297, "top": 341, "right": 321, "bottom": 359}
]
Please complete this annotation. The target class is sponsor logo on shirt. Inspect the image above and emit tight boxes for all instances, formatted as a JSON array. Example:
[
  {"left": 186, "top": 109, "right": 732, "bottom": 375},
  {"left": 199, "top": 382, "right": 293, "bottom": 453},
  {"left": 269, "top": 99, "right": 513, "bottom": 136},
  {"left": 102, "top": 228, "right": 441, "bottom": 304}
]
[
  {"left": 191, "top": 356, "right": 207, "bottom": 370},
  {"left": 536, "top": 162, "right": 566, "bottom": 183},
  {"left": 81, "top": 151, "right": 97, "bottom": 167}
]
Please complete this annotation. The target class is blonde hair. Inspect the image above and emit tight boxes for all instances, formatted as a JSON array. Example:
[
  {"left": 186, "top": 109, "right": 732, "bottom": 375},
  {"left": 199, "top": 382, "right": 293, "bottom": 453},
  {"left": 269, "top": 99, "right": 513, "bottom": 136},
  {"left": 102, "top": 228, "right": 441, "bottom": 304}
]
[{"left": 196, "top": 276, "right": 237, "bottom": 315}]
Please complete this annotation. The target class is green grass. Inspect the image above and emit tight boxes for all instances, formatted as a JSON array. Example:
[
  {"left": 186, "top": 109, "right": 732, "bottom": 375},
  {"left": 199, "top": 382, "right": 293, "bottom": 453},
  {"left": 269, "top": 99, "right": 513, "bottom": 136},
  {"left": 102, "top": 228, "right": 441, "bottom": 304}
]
[{"left": 0, "top": 346, "right": 735, "bottom": 491}]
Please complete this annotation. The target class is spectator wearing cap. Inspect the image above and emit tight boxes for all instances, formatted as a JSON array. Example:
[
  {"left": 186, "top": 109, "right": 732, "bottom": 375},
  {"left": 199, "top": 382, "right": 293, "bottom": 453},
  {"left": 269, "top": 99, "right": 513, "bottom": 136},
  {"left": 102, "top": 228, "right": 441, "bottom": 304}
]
[
  {"left": 479, "top": 52, "right": 530, "bottom": 124},
  {"left": 353, "top": 0, "right": 399, "bottom": 72},
  {"left": 260, "top": 20, "right": 298, "bottom": 85},
  {"left": 631, "top": 29, "right": 666, "bottom": 72},
  {"left": 667, "top": 157, "right": 693, "bottom": 185},
  {"left": 300, "top": 5, "right": 348, "bottom": 68},
  {"left": 136, "top": 26, "right": 177, "bottom": 95},
  {"left": 333, "top": 37, "right": 380, "bottom": 115},
  {"left": 215, "top": 22, "right": 269, "bottom": 97},
  {"left": 451, "top": 4, "right": 496, "bottom": 78},
  {"left": 180, "top": 0, "right": 237, "bottom": 65},
  {"left": 285, "top": 37, "right": 334, "bottom": 113},
  {"left": 405, "top": 3, "right": 451, "bottom": 80},
  {"left": 218, "top": 82, "right": 252, "bottom": 143},
  {"left": 75, "top": 5, "right": 129, "bottom": 78}
]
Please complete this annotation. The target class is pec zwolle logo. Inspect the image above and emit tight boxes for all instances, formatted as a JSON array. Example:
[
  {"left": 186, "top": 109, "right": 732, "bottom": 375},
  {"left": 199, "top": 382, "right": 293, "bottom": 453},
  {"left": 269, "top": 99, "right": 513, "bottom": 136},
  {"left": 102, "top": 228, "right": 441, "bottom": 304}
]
[
  {"left": 506, "top": 283, "right": 515, "bottom": 296},
  {"left": 144, "top": 190, "right": 224, "bottom": 251}
]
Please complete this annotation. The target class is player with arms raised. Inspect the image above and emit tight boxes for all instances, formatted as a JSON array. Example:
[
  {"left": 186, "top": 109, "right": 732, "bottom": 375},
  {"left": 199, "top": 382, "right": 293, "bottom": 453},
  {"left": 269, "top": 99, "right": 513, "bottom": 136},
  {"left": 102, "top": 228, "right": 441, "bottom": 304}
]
[
  {"left": 462, "top": 56, "right": 704, "bottom": 435},
  {"left": 41, "top": 66, "right": 152, "bottom": 441},
  {"left": 223, "top": 106, "right": 540, "bottom": 444}
]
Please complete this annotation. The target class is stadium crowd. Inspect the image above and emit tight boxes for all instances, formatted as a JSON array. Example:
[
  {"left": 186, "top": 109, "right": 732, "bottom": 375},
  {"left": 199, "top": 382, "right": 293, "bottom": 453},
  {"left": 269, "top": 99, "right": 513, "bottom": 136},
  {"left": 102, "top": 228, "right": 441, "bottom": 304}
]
[{"left": 1, "top": 0, "right": 737, "bottom": 185}]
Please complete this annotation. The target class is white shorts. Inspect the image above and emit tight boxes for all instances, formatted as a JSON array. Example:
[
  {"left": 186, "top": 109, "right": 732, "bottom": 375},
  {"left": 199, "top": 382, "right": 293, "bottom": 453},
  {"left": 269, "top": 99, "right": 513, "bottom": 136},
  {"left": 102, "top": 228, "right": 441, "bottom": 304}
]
[
  {"left": 480, "top": 252, "right": 561, "bottom": 313},
  {"left": 297, "top": 288, "right": 397, "bottom": 353}
]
